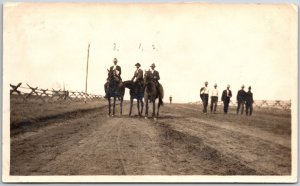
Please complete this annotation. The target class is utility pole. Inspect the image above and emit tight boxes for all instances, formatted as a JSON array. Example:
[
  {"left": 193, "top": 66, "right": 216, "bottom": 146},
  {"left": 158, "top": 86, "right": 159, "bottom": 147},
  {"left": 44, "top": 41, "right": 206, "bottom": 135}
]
[{"left": 85, "top": 44, "right": 90, "bottom": 103}]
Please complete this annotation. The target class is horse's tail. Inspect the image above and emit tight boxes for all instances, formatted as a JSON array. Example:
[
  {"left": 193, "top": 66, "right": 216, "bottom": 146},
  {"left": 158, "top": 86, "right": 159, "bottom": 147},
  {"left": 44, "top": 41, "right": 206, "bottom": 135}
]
[
  {"left": 159, "top": 85, "right": 164, "bottom": 106},
  {"left": 159, "top": 98, "right": 164, "bottom": 106}
]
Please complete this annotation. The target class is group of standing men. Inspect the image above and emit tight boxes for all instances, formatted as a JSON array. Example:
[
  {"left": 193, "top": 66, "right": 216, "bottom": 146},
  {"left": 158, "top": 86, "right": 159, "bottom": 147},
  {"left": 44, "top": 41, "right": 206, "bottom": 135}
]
[{"left": 200, "top": 82, "right": 254, "bottom": 115}]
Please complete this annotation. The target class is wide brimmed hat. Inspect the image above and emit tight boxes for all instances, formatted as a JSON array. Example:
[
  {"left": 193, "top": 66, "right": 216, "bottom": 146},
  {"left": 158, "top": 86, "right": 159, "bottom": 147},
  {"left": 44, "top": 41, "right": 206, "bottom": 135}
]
[
  {"left": 135, "top": 63, "right": 141, "bottom": 67},
  {"left": 150, "top": 63, "right": 156, "bottom": 68}
]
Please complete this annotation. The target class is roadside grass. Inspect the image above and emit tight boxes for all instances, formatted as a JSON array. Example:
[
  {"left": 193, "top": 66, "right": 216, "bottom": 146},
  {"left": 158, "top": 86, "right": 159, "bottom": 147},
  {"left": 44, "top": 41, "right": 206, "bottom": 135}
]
[
  {"left": 164, "top": 103, "right": 291, "bottom": 136},
  {"left": 10, "top": 96, "right": 107, "bottom": 125}
]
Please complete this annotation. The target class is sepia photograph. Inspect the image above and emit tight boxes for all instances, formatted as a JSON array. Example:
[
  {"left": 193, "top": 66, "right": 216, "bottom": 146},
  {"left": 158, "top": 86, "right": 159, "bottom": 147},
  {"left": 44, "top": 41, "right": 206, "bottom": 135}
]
[{"left": 2, "top": 2, "right": 298, "bottom": 182}]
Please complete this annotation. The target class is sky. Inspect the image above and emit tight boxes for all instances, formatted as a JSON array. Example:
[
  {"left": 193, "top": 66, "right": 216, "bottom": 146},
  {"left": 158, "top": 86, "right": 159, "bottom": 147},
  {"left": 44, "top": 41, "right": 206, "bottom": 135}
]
[{"left": 4, "top": 3, "right": 297, "bottom": 103}]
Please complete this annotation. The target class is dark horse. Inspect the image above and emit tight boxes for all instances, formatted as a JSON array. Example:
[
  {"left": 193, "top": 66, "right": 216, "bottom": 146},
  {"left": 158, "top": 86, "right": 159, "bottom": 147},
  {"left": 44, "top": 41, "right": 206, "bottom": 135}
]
[
  {"left": 123, "top": 80, "right": 144, "bottom": 116},
  {"left": 144, "top": 70, "right": 164, "bottom": 119},
  {"left": 105, "top": 70, "right": 125, "bottom": 116}
]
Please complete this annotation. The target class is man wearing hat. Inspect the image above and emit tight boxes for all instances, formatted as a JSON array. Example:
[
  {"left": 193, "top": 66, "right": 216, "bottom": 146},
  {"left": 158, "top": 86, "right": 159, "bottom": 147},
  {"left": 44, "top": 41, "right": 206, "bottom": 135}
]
[
  {"left": 221, "top": 85, "right": 232, "bottom": 114},
  {"left": 246, "top": 86, "right": 254, "bottom": 116},
  {"left": 236, "top": 84, "right": 247, "bottom": 115},
  {"left": 210, "top": 83, "right": 219, "bottom": 113},
  {"left": 150, "top": 63, "right": 160, "bottom": 81},
  {"left": 131, "top": 63, "right": 144, "bottom": 85},
  {"left": 109, "top": 58, "right": 122, "bottom": 82},
  {"left": 200, "top": 81, "right": 209, "bottom": 113},
  {"left": 104, "top": 58, "right": 122, "bottom": 98},
  {"left": 150, "top": 63, "right": 163, "bottom": 99}
]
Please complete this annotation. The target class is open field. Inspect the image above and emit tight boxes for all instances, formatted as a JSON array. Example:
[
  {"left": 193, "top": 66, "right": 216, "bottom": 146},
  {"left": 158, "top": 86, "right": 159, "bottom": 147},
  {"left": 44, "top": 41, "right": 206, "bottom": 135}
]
[{"left": 10, "top": 98, "right": 291, "bottom": 175}]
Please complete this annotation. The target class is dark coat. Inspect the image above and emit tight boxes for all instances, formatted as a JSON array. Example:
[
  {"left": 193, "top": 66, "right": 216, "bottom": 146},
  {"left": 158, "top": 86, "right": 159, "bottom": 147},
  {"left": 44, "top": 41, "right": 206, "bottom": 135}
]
[
  {"left": 200, "top": 87, "right": 204, "bottom": 101},
  {"left": 246, "top": 91, "right": 253, "bottom": 104},
  {"left": 110, "top": 65, "right": 121, "bottom": 76},
  {"left": 132, "top": 68, "right": 144, "bottom": 82},
  {"left": 151, "top": 70, "right": 160, "bottom": 81},
  {"left": 221, "top": 89, "right": 232, "bottom": 102},
  {"left": 237, "top": 89, "right": 247, "bottom": 102}
]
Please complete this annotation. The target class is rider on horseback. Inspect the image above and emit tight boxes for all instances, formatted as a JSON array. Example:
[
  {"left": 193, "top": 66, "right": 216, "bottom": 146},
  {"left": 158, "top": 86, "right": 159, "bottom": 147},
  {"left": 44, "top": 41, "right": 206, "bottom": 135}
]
[
  {"left": 131, "top": 63, "right": 144, "bottom": 87},
  {"left": 104, "top": 58, "right": 122, "bottom": 98},
  {"left": 149, "top": 63, "right": 163, "bottom": 101},
  {"left": 110, "top": 58, "right": 122, "bottom": 82}
]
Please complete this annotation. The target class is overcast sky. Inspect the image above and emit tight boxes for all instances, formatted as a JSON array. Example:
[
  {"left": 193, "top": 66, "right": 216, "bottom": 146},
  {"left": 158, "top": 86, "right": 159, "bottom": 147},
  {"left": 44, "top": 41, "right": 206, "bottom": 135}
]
[{"left": 4, "top": 3, "right": 297, "bottom": 103}]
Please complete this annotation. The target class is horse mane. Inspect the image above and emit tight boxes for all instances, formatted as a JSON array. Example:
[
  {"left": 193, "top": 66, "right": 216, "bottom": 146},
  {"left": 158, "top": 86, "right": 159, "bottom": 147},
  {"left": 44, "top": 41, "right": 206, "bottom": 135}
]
[
  {"left": 107, "top": 69, "right": 114, "bottom": 81},
  {"left": 123, "top": 80, "right": 134, "bottom": 90},
  {"left": 144, "top": 70, "right": 152, "bottom": 82}
]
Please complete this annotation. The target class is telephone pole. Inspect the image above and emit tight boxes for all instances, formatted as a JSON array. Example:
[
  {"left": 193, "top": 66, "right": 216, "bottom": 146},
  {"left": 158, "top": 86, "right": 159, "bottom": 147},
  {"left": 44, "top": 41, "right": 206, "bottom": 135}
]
[{"left": 85, "top": 44, "right": 90, "bottom": 103}]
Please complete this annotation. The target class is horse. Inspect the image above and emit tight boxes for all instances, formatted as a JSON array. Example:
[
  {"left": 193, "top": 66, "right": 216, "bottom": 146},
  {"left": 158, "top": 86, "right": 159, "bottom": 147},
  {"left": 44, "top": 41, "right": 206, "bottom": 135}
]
[
  {"left": 123, "top": 80, "right": 144, "bottom": 116},
  {"left": 105, "top": 69, "right": 125, "bottom": 116},
  {"left": 143, "top": 70, "right": 164, "bottom": 119}
]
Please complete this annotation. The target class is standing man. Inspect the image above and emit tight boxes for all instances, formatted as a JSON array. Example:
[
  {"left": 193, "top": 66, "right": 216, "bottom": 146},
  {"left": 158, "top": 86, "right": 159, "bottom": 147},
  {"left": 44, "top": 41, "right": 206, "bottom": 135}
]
[
  {"left": 210, "top": 83, "right": 218, "bottom": 113},
  {"left": 246, "top": 86, "right": 254, "bottom": 116},
  {"left": 236, "top": 85, "right": 247, "bottom": 115},
  {"left": 131, "top": 63, "right": 143, "bottom": 85},
  {"left": 200, "top": 81, "right": 209, "bottom": 113},
  {"left": 150, "top": 63, "right": 163, "bottom": 101},
  {"left": 221, "top": 85, "right": 232, "bottom": 114},
  {"left": 169, "top": 95, "right": 172, "bottom": 104}
]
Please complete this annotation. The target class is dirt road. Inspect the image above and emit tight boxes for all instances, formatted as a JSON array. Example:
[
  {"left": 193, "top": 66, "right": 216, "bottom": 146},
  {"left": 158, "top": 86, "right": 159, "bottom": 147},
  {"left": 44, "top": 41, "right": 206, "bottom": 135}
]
[{"left": 10, "top": 102, "right": 291, "bottom": 175}]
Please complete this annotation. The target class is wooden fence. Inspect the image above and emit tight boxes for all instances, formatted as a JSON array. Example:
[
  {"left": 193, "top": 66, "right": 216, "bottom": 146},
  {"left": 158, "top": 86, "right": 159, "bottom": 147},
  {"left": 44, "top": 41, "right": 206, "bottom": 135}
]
[
  {"left": 10, "top": 83, "right": 103, "bottom": 102},
  {"left": 189, "top": 100, "right": 291, "bottom": 111}
]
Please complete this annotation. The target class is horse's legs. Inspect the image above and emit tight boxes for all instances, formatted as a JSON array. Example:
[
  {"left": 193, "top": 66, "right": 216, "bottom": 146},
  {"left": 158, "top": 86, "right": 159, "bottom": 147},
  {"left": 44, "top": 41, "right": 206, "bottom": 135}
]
[
  {"left": 113, "top": 97, "right": 116, "bottom": 116},
  {"left": 152, "top": 98, "right": 156, "bottom": 117},
  {"left": 108, "top": 97, "right": 111, "bottom": 116},
  {"left": 120, "top": 97, "right": 123, "bottom": 116},
  {"left": 129, "top": 97, "right": 133, "bottom": 116},
  {"left": 137, "top": 99, "right": 141, "bottom": 116},
  {"left": 141, "top": 99, "right": 144, "bottom": 114},
  {"left": 145, "top": 97, "right": 149, "bottom": 118}
]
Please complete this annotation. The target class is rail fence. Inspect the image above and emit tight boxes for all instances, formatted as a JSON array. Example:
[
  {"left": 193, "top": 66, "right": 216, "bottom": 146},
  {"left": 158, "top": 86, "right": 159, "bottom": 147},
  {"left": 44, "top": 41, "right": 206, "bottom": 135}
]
[
  {"left": 11, "top": 83, "right": 291, "bottom": 110},
  {"left": 10, "top": 83, "right": 103, "bottom": 102},
  {"left": 189, "top": 100, "right": 291, "bottom": 111}
]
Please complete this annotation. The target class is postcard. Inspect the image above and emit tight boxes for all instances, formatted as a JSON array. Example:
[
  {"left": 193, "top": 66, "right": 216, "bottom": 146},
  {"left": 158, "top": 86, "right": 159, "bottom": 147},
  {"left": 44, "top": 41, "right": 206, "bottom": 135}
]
[{"left": 3, "top": 2, "right": 298, "bottom": 183}]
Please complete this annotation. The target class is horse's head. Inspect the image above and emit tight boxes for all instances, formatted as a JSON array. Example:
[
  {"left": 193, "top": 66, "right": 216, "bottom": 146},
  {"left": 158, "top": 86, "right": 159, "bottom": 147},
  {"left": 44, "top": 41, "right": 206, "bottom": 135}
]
[
  {"left": 144, "top": 70, "right": 152, "bottom": 83},
  {"left": 123, "top": 80, "right": 134, "bottom": 89},
  {"left": 107, "top": 68, "right": 117, "bottom": 82}
]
